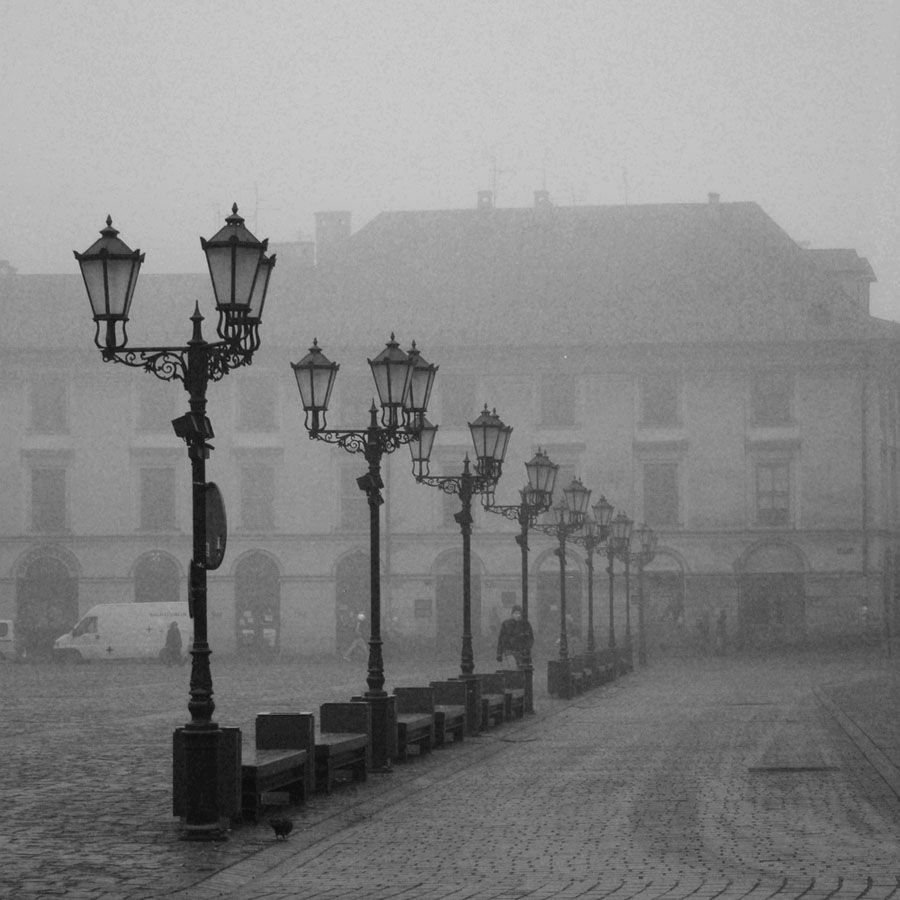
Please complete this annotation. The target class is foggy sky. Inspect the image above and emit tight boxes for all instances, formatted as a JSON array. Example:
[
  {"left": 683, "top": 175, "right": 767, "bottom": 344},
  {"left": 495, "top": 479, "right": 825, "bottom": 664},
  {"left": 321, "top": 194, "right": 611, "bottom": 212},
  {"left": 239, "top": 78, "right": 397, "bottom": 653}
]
[{"left": 2, "top": 0, "right": 898, "bottom": 319}]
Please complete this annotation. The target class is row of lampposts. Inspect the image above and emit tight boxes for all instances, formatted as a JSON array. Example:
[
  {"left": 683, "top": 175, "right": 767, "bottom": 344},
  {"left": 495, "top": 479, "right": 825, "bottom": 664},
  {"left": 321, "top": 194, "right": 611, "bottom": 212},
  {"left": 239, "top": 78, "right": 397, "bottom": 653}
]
[{"left": 74, "top": 208, "right": 660, "bottom": 837}]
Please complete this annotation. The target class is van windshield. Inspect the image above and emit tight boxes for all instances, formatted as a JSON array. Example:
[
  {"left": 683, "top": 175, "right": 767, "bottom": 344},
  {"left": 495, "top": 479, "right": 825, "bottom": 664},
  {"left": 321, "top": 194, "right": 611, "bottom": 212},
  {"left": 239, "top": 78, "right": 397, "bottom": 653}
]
[{"left": 72, "top": 616, "right": 98, "bottom": 638}]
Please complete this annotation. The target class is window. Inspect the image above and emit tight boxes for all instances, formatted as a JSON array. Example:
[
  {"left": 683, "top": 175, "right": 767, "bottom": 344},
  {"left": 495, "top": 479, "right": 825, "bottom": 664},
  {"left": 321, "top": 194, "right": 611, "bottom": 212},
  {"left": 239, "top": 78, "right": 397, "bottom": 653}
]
[
  {"left": 30, "top": 378, "right": 68, "bottom": 434},
  {"left": 641, "top": 375, "right": 679, "bottom": 427},
  {"left": 137, "top": 382, "right": 175, "bottom": 432},
  {"left": 134, "top": 552, "right": 180, "bottom": 604},
  {"left": 756, "top": 462, "right": 790, "bottom": 526},
  {"left": 751, "top": 372, "right": 792, "bottom": 425},
  {"left": 241, "top": 465, "right": 275, "bottom": 531},
  {"left": 237, "top": 379, "right": 278, "bottom": 432},
  {"left": 31, "top": 468, "right": 66, "bottom": 531},
  {"left": 340, "top": 465, "right": 368, "bottom": 531},
  {"left": 540, "top": 376, "right": 575, "bottom": 427},
  {"left": 439, "top": 376, "right": 477, "bottom": 427},
  {"left": 140, "top": 467, "right": 176, "bottom": 531},
  {"left": 643, "top": 462, "right": 679, "bottom": 528}
]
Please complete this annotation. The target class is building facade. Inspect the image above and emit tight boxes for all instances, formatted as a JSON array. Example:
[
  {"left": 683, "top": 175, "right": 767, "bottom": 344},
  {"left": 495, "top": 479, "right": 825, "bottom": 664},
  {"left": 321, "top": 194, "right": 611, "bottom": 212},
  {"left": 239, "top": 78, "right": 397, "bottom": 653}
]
[{"left": 2, "top": 193, "right": 899, "bottom": 662}]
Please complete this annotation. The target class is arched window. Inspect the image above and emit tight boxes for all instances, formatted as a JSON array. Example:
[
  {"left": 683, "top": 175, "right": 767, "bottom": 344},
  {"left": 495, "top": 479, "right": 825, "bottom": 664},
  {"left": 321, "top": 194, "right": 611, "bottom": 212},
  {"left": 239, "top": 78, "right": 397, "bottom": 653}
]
[{"left": 134, "top": 552, "right": 180, "bottom": 603}]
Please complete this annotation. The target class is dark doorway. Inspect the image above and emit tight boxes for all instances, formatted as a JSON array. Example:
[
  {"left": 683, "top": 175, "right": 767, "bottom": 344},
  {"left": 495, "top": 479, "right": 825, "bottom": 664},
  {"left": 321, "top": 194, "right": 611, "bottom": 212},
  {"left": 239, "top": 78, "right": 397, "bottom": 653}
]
[
  {"left": 739, "top": 573, "right": 805, "bottom": 647},
  {"left": 16, "top": 554, "right": 78, "bottom": 657},
  {"left": 536, "top": 569, "right": 583, "bottom": 657},
  {"left": 234, "top": 552, "right": 281, "bottom": 658},
  {"left": 435, "top": 555, "right": 482, "bottom": 662}
]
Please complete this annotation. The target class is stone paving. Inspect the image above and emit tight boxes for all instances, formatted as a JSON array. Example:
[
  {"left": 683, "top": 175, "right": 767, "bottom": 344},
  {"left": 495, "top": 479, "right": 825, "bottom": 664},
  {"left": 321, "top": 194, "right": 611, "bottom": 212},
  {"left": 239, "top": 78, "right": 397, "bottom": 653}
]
[{"left": 2, "top": 648, "right": 899, "bottom": 899}]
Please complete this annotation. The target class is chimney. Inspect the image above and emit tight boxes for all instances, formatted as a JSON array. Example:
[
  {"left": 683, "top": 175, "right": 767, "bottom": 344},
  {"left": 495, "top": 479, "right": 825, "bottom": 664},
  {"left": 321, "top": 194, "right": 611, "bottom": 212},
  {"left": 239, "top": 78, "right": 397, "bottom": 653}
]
[
  {"left": 477, "top": 190, "right": 493, "bottom": 210},
  {"left": 315, "top": 211, "right": 352, "bottom": 264},
  {"left": 534, "top": 190, "right": 551, "bottom": 209},
  {"left": 707, "top": 192, "right": 720, "bottom": 222}
]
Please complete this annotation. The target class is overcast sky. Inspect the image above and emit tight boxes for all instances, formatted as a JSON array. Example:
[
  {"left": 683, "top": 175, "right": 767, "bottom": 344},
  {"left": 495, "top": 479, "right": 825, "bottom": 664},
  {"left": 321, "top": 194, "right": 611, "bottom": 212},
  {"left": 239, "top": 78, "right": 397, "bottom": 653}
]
[{"left": 3, "top": 0, "right": 898, "bottom": 319}]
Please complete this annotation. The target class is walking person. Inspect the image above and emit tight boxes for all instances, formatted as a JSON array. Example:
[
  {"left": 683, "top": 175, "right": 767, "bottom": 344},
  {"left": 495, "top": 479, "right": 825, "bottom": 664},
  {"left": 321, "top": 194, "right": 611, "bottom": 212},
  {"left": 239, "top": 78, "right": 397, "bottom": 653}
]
[
  {"left": 496, "top": 605, "right": 534, "bottom": 670},
  {"left": 162, "top": 621, "right": 183, "bottom": 666},
  {"left": 343, "top": 612, "right": 368, "bottom": 661}
]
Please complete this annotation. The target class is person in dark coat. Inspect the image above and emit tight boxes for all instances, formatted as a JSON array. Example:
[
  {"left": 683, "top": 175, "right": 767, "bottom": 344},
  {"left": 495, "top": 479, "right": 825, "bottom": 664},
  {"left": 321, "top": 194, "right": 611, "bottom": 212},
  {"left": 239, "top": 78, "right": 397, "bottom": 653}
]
[
  {"left": 496, "top": 606, "right": 534, "bottom": 669},
  {"left": 163, "top": 621, "right": 183, "bottom": 666}
]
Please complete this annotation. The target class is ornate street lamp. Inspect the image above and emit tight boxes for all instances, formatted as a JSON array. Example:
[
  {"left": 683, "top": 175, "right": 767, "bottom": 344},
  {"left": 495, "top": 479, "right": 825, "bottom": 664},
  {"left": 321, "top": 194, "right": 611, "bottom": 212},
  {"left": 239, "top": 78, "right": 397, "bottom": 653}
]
[
  {"left": 606, "top": 510, "right": 634, "bottom": 670},
  {"left": 291, "top": 335, "right": 436, "bottom": 770},
  {"left": 481, "top": 449, "right": 559, "bottom": 712},
  {"left": 410, "top": 405, "right": 512, "bottom": 730},
  {"left": 75, "top": 205, "right": 275, "bottom": 839},
  {"left": 633, "top": 524, "right": 658, "bottom": 666},
  {"left": 570, "top": 495, "right": 614, "bottom": 655},
  {"left": 532, "top": 477, "right": 591, "bottom": 699}
]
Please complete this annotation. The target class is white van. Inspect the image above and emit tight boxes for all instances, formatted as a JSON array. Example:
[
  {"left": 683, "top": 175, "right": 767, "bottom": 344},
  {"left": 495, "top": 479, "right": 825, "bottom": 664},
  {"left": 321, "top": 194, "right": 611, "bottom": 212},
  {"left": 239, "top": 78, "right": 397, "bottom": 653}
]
[{"left": 53, "top": 602, "right": 192, "bottom": 662}]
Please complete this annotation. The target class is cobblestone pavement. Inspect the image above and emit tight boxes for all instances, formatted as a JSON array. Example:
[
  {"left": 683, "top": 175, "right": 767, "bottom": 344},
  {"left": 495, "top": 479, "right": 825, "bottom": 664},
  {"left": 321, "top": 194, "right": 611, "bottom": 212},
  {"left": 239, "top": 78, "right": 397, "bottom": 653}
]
[{"left": 2, "top": 648, "right": 899, "bottom": 899}]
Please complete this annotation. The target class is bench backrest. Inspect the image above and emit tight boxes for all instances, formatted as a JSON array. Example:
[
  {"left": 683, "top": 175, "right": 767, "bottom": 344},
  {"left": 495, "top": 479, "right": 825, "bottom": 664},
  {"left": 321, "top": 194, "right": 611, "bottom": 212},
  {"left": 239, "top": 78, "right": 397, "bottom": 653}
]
[
  {"left": 474, "top": 672, "right": 506, "bottom": 694},
  {"left": 255, "top": 712, "right": 315, "bottom": 751},
  {"left": 393, "top": 686, "right": 435, "bottom": 714},
  {"left": 497, "top": 668, "right": 525, "bottom": 690},
  {"left": 430, "top": 679, "right": 468, "bottom": 706},
  {"left": 319, "top": 701, "right": 371, "bottom": 734}
]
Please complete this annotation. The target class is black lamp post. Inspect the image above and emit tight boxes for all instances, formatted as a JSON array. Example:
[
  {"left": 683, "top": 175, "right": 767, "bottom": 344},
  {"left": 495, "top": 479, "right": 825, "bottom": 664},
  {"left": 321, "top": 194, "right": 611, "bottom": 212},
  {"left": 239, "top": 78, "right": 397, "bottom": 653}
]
[
  {"left": 409, "top": 406, "right": 512, "bottom": 691},
  {"left": 606, "top": 510, "right": 634, "bottom": 669},
  {"left": 481, "top": 449, "right": 559, "bottom": 712},
  {"left": 291, "top": 335, "right": 437, "bottom": 770},
  {"left": 570, "top": 495, "right": 614, "bottom": 655},
  {"left": 532, "top": 477, "right": 592, "bottom": 700},
  {"left": 633, "top": 524, "right": 658, "bottom": 666},
  {"left": 75, "top": 205, "right": 275, "bottom": 839}
]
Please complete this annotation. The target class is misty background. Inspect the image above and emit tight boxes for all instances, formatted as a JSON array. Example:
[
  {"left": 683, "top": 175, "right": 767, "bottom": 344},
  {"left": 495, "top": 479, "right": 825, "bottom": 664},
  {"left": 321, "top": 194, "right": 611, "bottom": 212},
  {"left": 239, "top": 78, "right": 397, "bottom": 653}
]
[{"left": 1, "top": 0, "right": 898, "bottom": 318}]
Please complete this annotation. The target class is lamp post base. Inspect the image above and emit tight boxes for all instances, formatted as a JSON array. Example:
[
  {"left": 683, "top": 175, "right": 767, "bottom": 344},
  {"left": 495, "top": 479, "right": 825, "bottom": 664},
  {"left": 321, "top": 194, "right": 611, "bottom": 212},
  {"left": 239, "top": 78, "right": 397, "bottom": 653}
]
[
  {"left": 522, "top": 661, "right": 535, "bottom": 714},
  {"left": 352, "top": 693, "right": 397, "bottom": 771},
  {"left": 173, "top": 724, "right": 237, "bottom": 841}
]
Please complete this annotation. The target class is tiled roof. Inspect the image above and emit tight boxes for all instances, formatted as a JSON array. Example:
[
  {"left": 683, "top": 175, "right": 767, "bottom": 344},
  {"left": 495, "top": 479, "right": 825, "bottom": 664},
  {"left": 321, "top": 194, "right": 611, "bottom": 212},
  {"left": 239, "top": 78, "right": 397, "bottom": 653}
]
[{"left": 2, "top": 200, "right": 897, "bottom": 351}]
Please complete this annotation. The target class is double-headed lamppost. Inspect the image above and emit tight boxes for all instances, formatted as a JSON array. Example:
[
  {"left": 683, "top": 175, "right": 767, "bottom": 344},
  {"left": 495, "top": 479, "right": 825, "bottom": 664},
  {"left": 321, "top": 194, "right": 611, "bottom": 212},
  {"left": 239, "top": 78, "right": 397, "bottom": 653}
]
[
  {"left": 481, "top": 449, "right": 559, "bottom": 713},
  {"left": 633, "top": 524, "right": 658, "bottom": 666},
  {"left": 75, "top": 205, "right": 275, "bottom": 838},
  {"left": 291, "top": 335, "right": 437, "bottom": 770},
  {"left": 570, "top": 495, "right": 614, "bottom": 656},
  {"left": 409, "top": 407, "right": 512, "bottom": 696},
  {"left": 532, "top": 478, "right": 592, "bottom": 699},
  {"left": 605, "top": 510, "right": 634, "bottom": 671}
]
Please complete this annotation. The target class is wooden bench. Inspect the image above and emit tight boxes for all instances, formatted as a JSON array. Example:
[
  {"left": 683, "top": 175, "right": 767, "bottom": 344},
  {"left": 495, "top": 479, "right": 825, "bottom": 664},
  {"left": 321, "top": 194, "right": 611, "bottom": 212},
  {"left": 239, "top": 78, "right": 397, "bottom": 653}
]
[
  {"left": 434, "top": 677, "right": 482, "bottom": 735},
  {"left": 392, "top": 687, "right": 435, "bottom": 761},
  {"left": 428, "top": 680, "right": 468, "bottom": 746},
  {"left": 593, "top": 648, "right": 618, "bottom": 684},
  {"left": 473, "top": 672, "right": 510, "bottom": 726},
  {"left": 495, "top": 669, "right": 526, "bottom": 718},
  {"left": 316, "top": 702, "right": 371, "bottom": 794},
  {"left": 547, "top": 657, "right": 585, "bottom": 698},
  {"left": 241, "top": 713, "right": 314, "bottom": 822}
]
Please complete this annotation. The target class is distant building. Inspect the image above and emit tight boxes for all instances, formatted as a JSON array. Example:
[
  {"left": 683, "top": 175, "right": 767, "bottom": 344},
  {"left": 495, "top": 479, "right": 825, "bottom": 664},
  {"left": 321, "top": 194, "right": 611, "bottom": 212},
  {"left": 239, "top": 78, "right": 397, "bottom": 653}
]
[{"left": 1, "top": 193, "right": 898, "bottom": 660}]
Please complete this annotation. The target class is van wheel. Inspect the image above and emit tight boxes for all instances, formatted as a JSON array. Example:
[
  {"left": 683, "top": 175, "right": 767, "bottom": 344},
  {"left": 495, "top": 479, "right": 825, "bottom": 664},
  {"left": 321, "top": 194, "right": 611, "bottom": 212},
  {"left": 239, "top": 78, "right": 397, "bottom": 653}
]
[{"left": 57, "top": 649, "right": 83, "bottom": 664}]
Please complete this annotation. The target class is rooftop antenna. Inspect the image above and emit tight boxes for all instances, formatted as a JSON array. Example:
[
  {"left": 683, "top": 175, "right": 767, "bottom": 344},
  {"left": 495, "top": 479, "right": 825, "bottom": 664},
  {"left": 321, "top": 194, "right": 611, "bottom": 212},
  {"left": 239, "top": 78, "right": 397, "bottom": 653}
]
[
  {"left": 622, "top": 167, "right": 630, "bottom": 206},
  {"left": 488, "top": 154, "right": 514, "bottom": 205}
]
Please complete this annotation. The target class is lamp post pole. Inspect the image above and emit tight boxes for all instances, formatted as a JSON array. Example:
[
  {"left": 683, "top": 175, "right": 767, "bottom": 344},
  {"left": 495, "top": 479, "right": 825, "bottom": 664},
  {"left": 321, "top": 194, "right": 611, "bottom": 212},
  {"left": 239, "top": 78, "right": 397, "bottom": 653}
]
[
  {"left": 482, "top": 450, "right": 558, "bottom": 713},
  {"left": 410, "top": 407, "right": 512, "bottom": 729},
  {"left": 607, "top": 511, "right": 634, "bottom": 674},
  {"left": 569, "top": 495, "right": 614, "bottom": 657},
  {"left": 75, "top": 206, "right": 275, "bottom": 838},
  {"left": 291, "top": 336, "right": 437, "bottom": 771},
  {"left": 532, "top": 478, "right": 592, "bottom": 700},
  {"left": 633, "top": 524, "right": 657, "bottom": 667}
]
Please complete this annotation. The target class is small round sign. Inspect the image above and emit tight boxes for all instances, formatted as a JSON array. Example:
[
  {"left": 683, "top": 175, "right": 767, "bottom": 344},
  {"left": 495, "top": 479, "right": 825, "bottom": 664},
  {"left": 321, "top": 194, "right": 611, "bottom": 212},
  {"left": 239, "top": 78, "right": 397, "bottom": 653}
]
[{"left": 205, "top": 482, "right": 227, "bottom": 570}]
